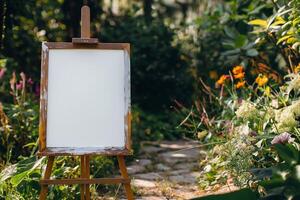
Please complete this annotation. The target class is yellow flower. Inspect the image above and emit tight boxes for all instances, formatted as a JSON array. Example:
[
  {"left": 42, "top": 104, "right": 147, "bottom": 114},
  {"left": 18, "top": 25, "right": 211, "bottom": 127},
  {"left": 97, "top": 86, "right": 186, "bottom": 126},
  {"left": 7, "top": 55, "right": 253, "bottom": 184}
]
[
  {"left": 232, "top": 66, "right": 244, "bottom": 75},
  {"left": 235, "top": 81, "right": 246, "bottom": 89},
  {"left": 209, "top": 70, "right": 218, "bottom": 80},
  {"left": 294, "top": 63, "right": 300, "bottom": 73},
  {"left": 255, "top": 74, "right": 268, "bottom": 86},
  {"left": 234, "top": 72, "right": 245, "bottom": 79},
  {"left": 216, "top": 75, "right": 230, "bottom": 85},
  {"left": 264, "top": 86, "right": 271, "bottom": 96}
]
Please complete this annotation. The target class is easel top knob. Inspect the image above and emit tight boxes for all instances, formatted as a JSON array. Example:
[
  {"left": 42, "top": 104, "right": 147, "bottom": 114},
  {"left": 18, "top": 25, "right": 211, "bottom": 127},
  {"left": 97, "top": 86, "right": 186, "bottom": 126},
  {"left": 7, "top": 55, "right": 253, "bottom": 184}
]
[{"left": 72, "top": 5, "right": 99, "bottom": 44}]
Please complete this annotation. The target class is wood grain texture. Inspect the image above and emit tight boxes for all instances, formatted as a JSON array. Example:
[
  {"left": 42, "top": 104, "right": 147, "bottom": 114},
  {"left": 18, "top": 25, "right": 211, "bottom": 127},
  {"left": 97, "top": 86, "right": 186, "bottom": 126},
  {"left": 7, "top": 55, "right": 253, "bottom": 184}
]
[
  {"left": 81, "top": 6, "right": 90, "bottom": 38},
  {"left": 117, "top": 156, "right": 134, "bottom": 200},
  {"left": 44, "top": 42, "right": 130, "bottom": 53},
  {"left": 39, "top": 156, "right": 54, "bottom": 200},
  {"left": 80, "top": 156, "right": 85, "bottom": 200},
  {"left": 38, "top": 147, "right": 131, "bottom": 156},
  {"left": 39, "top": 43, "right": 49, "bottom": 152},
  {"left": 40, "top": 177, "right": 130, "bottom": 185},
  {"left": 85, "top": 156, "right": 90, "bottom": 200},
  {"left": 72, "top": 38, "right": 98, "bottom": 44}
]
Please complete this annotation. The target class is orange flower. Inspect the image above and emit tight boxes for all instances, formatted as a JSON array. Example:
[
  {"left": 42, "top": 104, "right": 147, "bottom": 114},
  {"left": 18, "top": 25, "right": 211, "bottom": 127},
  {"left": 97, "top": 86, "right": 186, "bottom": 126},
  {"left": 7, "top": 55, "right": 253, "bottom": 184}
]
[
  {"left": 235, "top": 81, "right": 246, "bottom": 89},
  {"left": 234, "top": 72, "right": 245, "bottom": 79},
  {"left": 257, "top": 63, "right": 269, "bottom": 70},
  {"left": 209, "top": 70, "right": 218, "bottom": 80},
  {"left": 232, "top": 66, "right": 244, "bottom": 75},
  {"left": 294, "top": 63, "right": 300, "bottom": 73},
  {"left": 216, "top": 75, "right": 230, "bottom": 85},
  {"left": 255, "top": 75, "right": 268, "bottom": 86}
]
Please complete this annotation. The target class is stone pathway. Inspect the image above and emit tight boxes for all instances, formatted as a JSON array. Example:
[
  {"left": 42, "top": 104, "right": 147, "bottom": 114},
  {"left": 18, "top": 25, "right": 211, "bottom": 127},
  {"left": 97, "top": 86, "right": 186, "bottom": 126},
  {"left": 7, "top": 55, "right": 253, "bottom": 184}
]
[
  {"left": 128, "top": 140, "right": 203, "bottom": 200},
  {"left": 99, "top": 140, "right": 236, "bottom": 200}
]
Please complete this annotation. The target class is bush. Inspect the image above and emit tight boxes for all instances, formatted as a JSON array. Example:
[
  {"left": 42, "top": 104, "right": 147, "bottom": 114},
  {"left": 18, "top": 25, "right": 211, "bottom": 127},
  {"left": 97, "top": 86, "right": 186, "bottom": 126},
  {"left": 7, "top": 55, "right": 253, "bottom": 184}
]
[{"left": 100, "top": 14, "right": 193, "bottom": 111}]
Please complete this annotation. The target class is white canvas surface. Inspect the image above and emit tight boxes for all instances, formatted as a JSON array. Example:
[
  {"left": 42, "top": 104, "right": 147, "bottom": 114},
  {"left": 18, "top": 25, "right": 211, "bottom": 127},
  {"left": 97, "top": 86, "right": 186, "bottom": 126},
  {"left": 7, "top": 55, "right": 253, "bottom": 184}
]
[{"left": 46, "top": 49, "right": 127, "bottom": 148}]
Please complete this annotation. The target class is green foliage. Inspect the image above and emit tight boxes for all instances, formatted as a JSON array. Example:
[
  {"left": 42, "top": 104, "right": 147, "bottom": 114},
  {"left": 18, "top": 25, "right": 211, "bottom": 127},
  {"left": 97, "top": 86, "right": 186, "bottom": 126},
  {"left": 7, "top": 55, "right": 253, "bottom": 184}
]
[
  {"left": 193, "top": 144, "right": 300, "bottom": 200},
  {"left": 183, "top": 0, "right": 274, "bottom": 87},
  {"left": 0, "top": 71, "right": 39, "bottom": 163},
  {"left": 101, "top": 15, "right": 193, "bottom": 110},
  {"left": 249, "top": 0, "right": 300, "bottom": 70},
  {"left": 180, "top": 60, "right": 300, "bottom": 189},
  {"left": 131, "top": 105, "right": 184, "bottom": 151},
  {"left": 258, "top": 144, "right": 300, "bottom": 200}
]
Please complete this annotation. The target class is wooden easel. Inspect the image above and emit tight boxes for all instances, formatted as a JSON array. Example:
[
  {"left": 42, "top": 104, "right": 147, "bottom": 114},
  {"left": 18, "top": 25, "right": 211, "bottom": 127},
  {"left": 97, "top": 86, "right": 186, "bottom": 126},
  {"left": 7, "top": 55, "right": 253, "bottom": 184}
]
[{"left": 39, "top": 5, "right": 134, "bottom": 200}]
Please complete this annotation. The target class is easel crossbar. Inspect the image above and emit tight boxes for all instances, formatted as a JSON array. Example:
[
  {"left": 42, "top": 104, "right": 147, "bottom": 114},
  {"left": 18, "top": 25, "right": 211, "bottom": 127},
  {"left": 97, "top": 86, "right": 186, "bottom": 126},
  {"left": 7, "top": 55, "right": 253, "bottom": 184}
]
[{"left": 40, "top": 177, "right": 130, "bottom": 185}]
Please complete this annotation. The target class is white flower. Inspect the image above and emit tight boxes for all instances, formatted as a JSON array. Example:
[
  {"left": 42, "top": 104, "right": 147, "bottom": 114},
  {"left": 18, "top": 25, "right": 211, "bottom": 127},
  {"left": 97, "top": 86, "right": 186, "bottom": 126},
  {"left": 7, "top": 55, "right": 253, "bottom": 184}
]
[
  {"left": 289, "top": 100, "right": 300, "bottom": 117},
  {"left": 285, "top": 73, "right": 300, "bottom": 93},
  {"left": 235, "top": 124, "right": 251, "bottom": 136},
  {"left": 235, "top": 101, "right": 259, "bottom": 120},
  {"left": 274, "top": 107, "right": 298, "bottom": 133}
]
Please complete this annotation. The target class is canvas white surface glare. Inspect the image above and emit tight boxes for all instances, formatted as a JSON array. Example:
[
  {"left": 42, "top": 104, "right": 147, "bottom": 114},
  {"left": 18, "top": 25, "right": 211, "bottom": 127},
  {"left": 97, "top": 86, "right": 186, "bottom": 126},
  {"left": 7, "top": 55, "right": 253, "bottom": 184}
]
[{"left": 46, "top": 49, "right": 129, "bottom": 148}]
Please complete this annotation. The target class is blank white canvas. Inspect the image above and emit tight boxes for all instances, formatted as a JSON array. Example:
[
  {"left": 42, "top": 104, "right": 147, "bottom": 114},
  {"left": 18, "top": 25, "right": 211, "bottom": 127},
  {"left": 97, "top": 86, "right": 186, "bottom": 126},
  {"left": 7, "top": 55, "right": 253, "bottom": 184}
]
[{"left": 46, "top": 49, "right": 129, "bottom": 148}]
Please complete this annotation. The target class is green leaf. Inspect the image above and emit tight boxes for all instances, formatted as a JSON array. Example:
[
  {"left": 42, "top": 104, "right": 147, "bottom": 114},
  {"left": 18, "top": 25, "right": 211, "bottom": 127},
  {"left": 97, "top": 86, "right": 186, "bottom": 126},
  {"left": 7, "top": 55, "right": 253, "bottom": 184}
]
[
  {"left": 246, "top": 49, "right": 259, "bottom": 57},
  {"left": 234, "top": 35, "right": 248, "bottom": 48},
  {"left": 10, "top": 171, "right": 29, "bottom": 186},
  {"left": 224, "top": 26, "right": 237, "bottom": 39},
  {"left": 270, "top": 17, "right": 286, "bottom": 27},
  {"left": 275, "top": 144, "right": 299, "bottom": 166},
  {"left": 276, "top": 35, "right": 292, "bottom": 45},
  {"left": 259, "top": 177, "right": 285, "bottom": 189},
  {"left": 1, "top": 156, "right": 45, "bottom": 187},
  {"left": 221, "top": 49, "right": 241, "bottom": 56},
  {"left": 248, "top": 19, "right": 268, "bottom": 28}
]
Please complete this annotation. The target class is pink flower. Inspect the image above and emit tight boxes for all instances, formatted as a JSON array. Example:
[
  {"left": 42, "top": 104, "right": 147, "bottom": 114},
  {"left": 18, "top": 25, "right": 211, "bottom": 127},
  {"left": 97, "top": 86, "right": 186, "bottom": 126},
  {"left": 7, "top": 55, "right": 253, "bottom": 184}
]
[
  {"left": 16, "top": 81, "right": 23, "bottom": 90},
  {"left": 35, "top": 84, "right": 40, "bottom": 97},
  {"left": 10, "top": 72, "right": 16, "bottom": 92},
  {"left": 27, "top": 78, "right": 34, "bottom": 85},
  {"left": 0, "top": 68, "right": 5, "bottom": 79},
  {"left": 271, "top": 132, "right": 295, "bottom": 145}
]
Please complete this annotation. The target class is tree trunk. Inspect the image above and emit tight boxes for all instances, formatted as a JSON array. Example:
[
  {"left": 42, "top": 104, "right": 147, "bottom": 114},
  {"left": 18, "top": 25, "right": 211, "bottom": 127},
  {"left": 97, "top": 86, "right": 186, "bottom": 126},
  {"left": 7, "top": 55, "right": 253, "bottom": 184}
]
[
  {"left": 62, "top": 0, "right": 82, "bottom": 40},
  {"left": 0, "top": 0, "right": 6, "bottom": 49},
  {"left": 143, "top": 0, "right": 153, "bottom": 23}
]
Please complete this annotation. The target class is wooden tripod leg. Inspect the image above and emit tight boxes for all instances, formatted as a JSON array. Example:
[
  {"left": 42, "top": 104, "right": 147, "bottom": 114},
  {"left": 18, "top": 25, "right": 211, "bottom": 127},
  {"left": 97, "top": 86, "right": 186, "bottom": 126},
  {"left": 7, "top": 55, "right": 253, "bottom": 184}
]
[
  {"left": 80, "top": 156, "right": 86, "bottom": 200},
  {"left": 39, "top": 156, "right": 55, "bottom": 200},
  {"left": 117, "top": 156, "right": 134, "bottom": 200},
  {"left": 85, "top": 156, "right": 90, "bottom": 200}
]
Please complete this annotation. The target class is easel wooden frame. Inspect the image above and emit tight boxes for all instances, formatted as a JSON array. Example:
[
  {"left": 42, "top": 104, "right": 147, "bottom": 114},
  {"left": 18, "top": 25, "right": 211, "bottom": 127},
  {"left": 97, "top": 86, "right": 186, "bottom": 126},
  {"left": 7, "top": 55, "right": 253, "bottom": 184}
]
[{"left": 38, "top": 5, "right": 134, "bottom": 200}]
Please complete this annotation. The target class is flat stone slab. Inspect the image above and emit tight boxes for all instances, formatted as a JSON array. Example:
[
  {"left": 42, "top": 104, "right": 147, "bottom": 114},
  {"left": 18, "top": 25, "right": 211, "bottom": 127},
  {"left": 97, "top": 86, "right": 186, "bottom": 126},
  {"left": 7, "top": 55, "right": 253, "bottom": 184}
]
[
  {"left": 159, "top": 148, "right": 200, "bottom": 164},
  {"left": 169, "top": 169, "right": 190, "bottom": 175},
  {"left": 138, "top": 159, "right": 152, "bottom": 166},
  {"left": 141, "top": 146, "right": 163, "bottom": 154},
  {"left": 155, "top": 163, "right": 170, "bottom": 171},
  {"left": 127, "top": 165, "right": 146, "bottom": 174},
  {"left": 174, "top": 162, "right": 198, "bottom": 170},
  {"left": 159, "top": 140, "right": 199, "bottom": 150},
  {"left": 169, "top": 172, "right": 200, "bottom": 184},
  {"left": 132, "top": 179, "right": 157, "bottom": 188},
  {"left": 134, "top": 172, "right": 163, "bottom": 181}
]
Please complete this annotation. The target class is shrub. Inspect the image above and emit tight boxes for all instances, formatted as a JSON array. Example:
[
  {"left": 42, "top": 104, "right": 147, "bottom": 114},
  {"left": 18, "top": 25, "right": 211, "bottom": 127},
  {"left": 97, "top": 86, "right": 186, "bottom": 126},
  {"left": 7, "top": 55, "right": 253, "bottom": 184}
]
[{"left": 100, "top": 14, "right": 193, "bottom": 111}]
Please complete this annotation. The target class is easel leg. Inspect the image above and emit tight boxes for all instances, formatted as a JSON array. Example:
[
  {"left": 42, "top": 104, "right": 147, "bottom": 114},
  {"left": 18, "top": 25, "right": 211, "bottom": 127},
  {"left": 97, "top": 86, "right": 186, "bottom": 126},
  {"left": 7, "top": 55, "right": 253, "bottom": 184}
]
[
  {"left": 85, "top": 156, "right": 90, "bottom": 200},
  {"left": 39, "top": 156, "right": 55, "bottom": 200},
  {"left": 117, "top": 156, "right": 134, "bottom": 200},
  {"left": 80, "top": 156, "right": 86, "bottom": 200}
]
